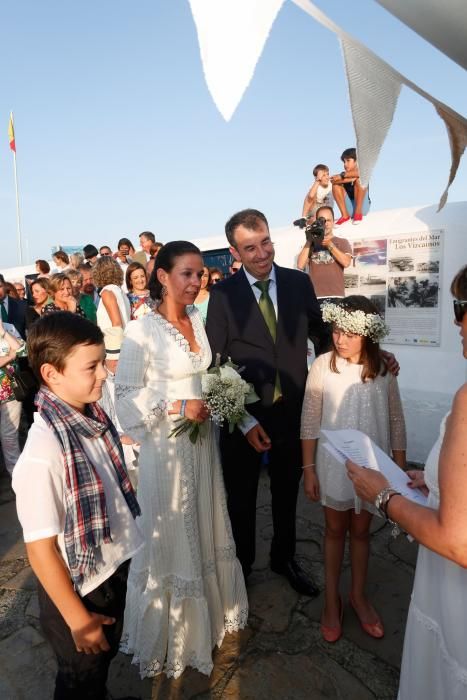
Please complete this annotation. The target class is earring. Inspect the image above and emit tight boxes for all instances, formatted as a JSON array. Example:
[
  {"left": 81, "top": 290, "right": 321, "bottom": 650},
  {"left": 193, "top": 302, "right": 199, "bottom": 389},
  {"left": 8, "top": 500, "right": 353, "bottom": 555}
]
[{"left": 161, "top": 284, "right": 168, "bottom": 297}]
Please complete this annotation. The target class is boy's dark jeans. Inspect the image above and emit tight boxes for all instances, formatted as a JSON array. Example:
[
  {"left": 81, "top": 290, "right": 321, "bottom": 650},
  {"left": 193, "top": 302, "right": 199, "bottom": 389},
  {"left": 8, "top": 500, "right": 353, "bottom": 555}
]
[{"left": 37, "top": 560, "right": 129, "bottom": 700}]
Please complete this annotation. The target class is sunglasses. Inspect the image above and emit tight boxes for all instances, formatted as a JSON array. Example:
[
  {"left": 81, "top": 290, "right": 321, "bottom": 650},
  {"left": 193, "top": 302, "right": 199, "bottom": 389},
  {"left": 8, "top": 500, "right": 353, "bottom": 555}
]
[{"left": 453, "top": 299, "right": 467, "bottom": 323}]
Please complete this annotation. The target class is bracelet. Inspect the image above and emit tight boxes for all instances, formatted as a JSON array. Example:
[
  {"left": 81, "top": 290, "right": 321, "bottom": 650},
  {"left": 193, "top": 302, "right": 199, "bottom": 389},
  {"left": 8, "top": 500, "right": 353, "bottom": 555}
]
[
  {"left": 302, "top": 463, "right": 316, "bottom": 470},
  {"left": 383, "top": 491, "right": 401, "bottom": 518},
  {"left": 0, "top": 330, "right": 5, "bottom": 339},
  {"left": 374, "top": 486, "right": 393, "bottom": 514},
  {"left": 180, "top": 400, "right": 187, "bottom": 417},
  {"left": 375, "top": 487, "right": 401, "bottom": 537}
]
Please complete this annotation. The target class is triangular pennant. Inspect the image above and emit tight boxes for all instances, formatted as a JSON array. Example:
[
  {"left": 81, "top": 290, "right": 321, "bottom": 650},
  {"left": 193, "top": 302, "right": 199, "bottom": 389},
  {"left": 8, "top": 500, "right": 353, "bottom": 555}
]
[
  {"left": 375, "top": 1, "right": 467, "bottom": 72},
  {"left": 188, "top": 0, "right": 285, "bottom": 121},
  {"left": 435, "top": 105, "right": 467, "bottom": 211},
  {"left": 341, "top": 37, "right": 402, "bottom": 188}
]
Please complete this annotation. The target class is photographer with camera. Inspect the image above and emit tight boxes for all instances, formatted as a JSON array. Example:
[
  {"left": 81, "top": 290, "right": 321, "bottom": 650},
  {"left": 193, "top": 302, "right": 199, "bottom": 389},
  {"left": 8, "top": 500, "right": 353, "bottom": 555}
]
[{"left": 296, "top": 206, "right": 352, "bottom": 301}]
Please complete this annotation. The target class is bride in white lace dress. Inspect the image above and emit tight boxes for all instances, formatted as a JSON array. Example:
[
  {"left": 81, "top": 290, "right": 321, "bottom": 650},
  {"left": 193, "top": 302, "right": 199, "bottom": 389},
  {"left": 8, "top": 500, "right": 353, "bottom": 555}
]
[
  {"left": 115, "top": 241, "right": 248, "bottom": 679},
  {"left": 347, "top": 264, "right": 467, "bottom": 700}
]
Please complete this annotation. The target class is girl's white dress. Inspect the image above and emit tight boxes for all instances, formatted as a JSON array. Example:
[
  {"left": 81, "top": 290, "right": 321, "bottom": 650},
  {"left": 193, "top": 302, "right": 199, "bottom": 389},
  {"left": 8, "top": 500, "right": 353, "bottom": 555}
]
[
  {"left": 300, "top": 352, "right": 406, "bottom": 513},
  {"left": 115, "top": 306, "right": 248, "bottom": 679},
  {"left": 398, "top": 413, "right": 467, "bottom": 699}
]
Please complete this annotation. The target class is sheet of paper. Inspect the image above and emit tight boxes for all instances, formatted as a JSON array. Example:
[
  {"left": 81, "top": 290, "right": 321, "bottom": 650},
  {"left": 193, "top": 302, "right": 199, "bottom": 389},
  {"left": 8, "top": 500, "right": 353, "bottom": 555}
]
[
  {"left": 321, "top": 428, "right": 428, "bottom": 506},
  {"left": 322, "top": 442, "right": 346, "bottom": 464}
]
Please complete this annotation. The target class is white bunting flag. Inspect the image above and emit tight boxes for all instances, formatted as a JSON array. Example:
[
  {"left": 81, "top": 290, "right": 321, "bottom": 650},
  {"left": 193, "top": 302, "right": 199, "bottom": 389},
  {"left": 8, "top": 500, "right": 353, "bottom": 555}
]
[
  {"left": 188, "top": 0, "right": 285, "bottom": 121},
  {"left": 341, "top": 37, "right": 402, "bottom": 188}
]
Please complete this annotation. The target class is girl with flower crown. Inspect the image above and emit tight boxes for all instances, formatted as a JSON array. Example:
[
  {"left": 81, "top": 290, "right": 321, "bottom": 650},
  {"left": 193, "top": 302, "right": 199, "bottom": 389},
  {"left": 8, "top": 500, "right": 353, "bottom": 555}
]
[{"left": 300, "top": 295, "right": 407, "bottom": 643}]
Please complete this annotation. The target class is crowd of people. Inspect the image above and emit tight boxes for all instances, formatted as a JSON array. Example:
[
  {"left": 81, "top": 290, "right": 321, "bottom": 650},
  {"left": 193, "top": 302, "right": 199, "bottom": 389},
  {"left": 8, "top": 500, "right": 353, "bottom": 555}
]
[{"left": 0, "top": 201, "right": 465, "bottom": 700}]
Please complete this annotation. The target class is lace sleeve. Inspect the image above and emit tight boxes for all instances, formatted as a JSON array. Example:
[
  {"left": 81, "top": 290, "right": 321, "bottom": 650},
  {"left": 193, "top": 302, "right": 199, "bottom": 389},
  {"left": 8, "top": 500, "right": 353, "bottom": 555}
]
[
  {"left": 387, "top": 375, "right": 407, "bottom": 451},
  {"left": 300, "top": 355, "right": 326, "bottom": 440},
  {"left": 115, "top": 319, "right": 172, "bottom": 441}
]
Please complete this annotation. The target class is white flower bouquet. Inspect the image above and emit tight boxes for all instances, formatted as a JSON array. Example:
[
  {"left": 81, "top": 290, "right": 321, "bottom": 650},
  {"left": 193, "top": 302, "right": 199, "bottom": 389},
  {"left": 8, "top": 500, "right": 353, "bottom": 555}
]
[{"left": 169, "top": 355, "right": 259, "bottom": 444}]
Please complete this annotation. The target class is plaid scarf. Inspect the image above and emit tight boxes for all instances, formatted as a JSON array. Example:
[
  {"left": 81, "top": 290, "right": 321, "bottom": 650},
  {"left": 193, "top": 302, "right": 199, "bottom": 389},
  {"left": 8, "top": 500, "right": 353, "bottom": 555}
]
[{"left": 35, "top": 386, "right": 141, "bottom": 587}]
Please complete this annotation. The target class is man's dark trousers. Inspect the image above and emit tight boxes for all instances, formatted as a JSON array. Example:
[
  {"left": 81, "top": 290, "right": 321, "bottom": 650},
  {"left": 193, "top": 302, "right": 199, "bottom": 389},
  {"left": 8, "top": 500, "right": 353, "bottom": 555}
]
[{"left": 220, "top": 401, "right": 302, "bottom": 577}]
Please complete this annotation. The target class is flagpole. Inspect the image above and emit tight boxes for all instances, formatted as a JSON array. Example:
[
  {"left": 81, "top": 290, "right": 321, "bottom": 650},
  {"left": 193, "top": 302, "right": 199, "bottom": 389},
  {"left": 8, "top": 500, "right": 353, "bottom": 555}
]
[
  {"left": 9, "top": 112, "right": 23, "bottom": 265},
  {"left": 12, "top": 151, "right": 23, "bottom": 265}
]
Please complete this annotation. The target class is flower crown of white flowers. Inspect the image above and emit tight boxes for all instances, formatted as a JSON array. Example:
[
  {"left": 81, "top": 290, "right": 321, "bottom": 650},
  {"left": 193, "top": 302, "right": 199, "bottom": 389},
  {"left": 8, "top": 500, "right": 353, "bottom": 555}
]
[{"left": 321, "top": 302, "right": 389, "bottom": 342}]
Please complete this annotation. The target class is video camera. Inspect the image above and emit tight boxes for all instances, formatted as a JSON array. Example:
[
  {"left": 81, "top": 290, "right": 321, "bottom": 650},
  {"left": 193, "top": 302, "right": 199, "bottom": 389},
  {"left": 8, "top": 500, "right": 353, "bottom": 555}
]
[{"left": 293, "top": 216, "right": 326, "bottom": 254}]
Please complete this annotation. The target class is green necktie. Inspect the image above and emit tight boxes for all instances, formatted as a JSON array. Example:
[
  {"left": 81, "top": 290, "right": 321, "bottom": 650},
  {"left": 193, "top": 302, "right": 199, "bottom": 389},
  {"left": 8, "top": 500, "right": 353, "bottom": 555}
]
[
  {"left": 254, "top": 280, "right": 282, "bottom": 402},
  {"left": 0, "top": 301, "right": 7, "bottom": 323}
]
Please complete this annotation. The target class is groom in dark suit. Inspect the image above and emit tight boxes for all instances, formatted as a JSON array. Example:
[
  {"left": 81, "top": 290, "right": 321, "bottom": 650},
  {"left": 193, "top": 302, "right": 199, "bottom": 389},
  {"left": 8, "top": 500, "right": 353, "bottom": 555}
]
[{"left": 206, "top": 209, "right": 328, "bottom": 596}]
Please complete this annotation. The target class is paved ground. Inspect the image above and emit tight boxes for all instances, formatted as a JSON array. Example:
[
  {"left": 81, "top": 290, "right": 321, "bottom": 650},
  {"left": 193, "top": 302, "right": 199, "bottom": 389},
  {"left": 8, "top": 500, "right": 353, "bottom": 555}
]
[{"left": 0, "top": 467, "right": 417, "bottom": 699}]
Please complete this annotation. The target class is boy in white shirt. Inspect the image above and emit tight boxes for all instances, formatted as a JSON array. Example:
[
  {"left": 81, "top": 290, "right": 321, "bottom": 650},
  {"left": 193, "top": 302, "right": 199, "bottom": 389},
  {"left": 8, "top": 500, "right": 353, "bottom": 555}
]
[
  {"left": 13, "top": 312, "right": 143, "bottom": 700},
  {"left": 301, "top": 164, "right": 333, "bottom": 221}
]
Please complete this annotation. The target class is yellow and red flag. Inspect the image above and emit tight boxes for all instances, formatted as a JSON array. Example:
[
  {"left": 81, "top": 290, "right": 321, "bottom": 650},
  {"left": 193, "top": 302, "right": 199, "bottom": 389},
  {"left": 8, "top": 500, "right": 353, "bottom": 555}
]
[{"left": 8, "top": 113, "right": 15, "bottom": 152}]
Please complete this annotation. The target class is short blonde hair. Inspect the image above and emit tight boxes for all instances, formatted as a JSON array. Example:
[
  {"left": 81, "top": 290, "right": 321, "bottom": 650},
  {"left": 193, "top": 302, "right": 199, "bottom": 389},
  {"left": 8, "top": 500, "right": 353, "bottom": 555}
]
[
  {"left": 48, "top": 272, "right": 72, "bottom": 297},
  {"left": 91, "top": 256, "right": 124, "bottom": 288}
]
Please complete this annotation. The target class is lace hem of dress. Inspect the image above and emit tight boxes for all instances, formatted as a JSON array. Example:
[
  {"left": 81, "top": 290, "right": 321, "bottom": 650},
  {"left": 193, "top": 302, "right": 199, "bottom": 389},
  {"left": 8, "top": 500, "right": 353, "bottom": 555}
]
[
  {"left": 120, "top": 608, "right": 248, "bottom": 679},
  {"left": 120, "top": 610, "right": 248, "bottom": 678},
  {"left": 410, "top": 601, "right": 467, "bottom": 685},
  {"left": 119, "top": 641, "right": 214, "bottom": 679},
  {"left": 224, "top": 608, "right": 248, "bottom": 634}
]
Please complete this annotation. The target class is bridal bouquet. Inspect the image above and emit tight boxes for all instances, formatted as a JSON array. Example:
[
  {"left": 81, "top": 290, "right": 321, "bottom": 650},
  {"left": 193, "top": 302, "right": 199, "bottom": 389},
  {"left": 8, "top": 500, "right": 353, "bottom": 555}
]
[{"left": 169, "top": 355, "right": 259, "bottom": 444}]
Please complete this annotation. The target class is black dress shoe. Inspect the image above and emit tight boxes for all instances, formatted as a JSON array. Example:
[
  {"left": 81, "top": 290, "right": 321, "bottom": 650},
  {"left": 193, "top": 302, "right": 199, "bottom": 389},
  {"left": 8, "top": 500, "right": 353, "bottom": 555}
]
[{"left": 270, "top": 559, "right": 320, "bottom": 597}]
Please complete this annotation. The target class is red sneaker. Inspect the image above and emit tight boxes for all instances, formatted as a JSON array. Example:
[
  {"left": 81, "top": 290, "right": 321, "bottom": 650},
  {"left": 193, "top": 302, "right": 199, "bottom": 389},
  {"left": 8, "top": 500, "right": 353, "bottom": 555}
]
[
  {"left": 352, "top": 213, "right": 363, "bottom": 225},
  {"left": 335, "top": 216, "right": 350, "bottom": 226}
]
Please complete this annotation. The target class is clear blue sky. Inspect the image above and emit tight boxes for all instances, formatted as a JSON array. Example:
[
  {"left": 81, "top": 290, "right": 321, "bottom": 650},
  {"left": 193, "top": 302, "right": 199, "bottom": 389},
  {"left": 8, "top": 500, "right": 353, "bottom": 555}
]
[{"left": 1, "top": 0, "right": 466, "bottom": 268}]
